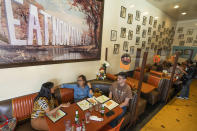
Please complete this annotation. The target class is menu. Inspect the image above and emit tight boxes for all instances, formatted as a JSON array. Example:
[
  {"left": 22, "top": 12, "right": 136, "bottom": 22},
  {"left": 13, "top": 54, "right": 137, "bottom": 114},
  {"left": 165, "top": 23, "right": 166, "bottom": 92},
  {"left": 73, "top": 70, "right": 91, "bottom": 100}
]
[
  {"left": 104, "top": 100, "right": 119, "bottom": 110},
  {"left": 95, "top": 95, "right": 110, "bottom": 103},
  {"left": 47, "top": 109, "right": 66, "bottom": 123},
  {"left": 77, "top": 100, "right": 90, "bottom": 111},
  {"left": 87, "top": 97, "right": 98, "bottom": 105}
]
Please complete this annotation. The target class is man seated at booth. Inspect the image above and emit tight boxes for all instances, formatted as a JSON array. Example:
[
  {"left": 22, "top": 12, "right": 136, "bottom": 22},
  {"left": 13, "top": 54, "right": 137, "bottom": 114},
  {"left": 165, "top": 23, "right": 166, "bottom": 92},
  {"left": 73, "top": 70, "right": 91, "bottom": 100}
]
[
  {"left": 109, "top": 72, "right": 133, "bottom": 127},
  {"left": 60, "top": 75, "right": 93, "bottom": 102}
]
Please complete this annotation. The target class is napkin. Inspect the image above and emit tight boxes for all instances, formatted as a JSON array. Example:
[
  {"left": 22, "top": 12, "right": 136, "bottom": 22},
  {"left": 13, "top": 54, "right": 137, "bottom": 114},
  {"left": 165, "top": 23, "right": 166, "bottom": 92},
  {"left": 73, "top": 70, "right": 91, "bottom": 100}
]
[{"left": 89, "top": 116, "right": 103, "bottom": 121}]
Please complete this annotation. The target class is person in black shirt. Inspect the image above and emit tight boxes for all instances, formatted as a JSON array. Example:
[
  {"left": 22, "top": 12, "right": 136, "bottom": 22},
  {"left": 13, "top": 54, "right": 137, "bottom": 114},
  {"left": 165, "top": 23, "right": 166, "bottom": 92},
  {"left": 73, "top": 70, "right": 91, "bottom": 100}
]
[{"left": 177, "top": 60, "right": 195, "bottom": 99}]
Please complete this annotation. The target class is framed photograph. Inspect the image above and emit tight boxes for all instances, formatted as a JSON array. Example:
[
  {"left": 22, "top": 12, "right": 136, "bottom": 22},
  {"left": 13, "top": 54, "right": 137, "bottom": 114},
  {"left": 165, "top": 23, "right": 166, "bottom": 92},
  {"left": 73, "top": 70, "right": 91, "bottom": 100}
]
[
  {"left": 113, "top": 44, "right": 120, "bottom": 54},
  {"left": 130, "top": 46, "right": 135, "bottom": 55},
  {"left": 123, "top": 41, "right": 129, "bottom": 51},
  {"left": 120, "top": 6, "right": 126, "bottom": 18},
  {"left": 128, "top": 30, "right": 133, "bottom": 40},
  {"left": 184, "top": 49, "right": 193, "bottom": 55},
  {"left": 158, "top": 24, "right": 161, "bottom": 31},
  {"left": 162, "top": 39, "right": 165, "bottom": 45},
  {"left": 142, "top": 30, "right": 147, "bottom": 38},
  {"left": 142, "top": 16, "right": 147, "bottom": 25},
  {"left": 193, "top": 40, "right": 197, "bottom": 46},
  {"left": 159, "top": 41, "right": 162, "bottom": 45},
  {"left": 178, "top": 34, "right": 184, "bottom": 39},
  {"left": 0, "top": 0, "right": 104, "bottom": 68},
  {"left": 162, "top": 21, "right": 165, "bottom": 28},
  {"left": 154, "top": 45, "right": 158, "bottom": 52},
  {"left": 136, "top": 10, "right": 141, "bottom": 21},
  {"left": 120, "top": 28, "right": 126, "bottom": 38},
  {"left": 151, "top": 43, "right": 154, "bottom": 49},
  {"left": 127, "top": 13, "right": 133, "bottom": 24},
  {"left": 110, "top": 30, "right": 117, "bottom": 41},
  {"left": 149, "top": 16, "right": 153, "bottom": 25},
  {"left": 177, "top": 27, "right": 184, "bottom": 33},
  {"left": 148, "top": 37, "right": 152, "bottom": 44},
  {"left": 146, "top": 47, "right": 149, "bottom": 52},
  {"left": 148, "top": 27, "right": 152, "bottom": 35},
  {"left": 153, "top": 31, "right": 156, "bottom": 38},
  {"left": 136, "top": 37, "right": 140, "bottom": 45},
  {"left": 160, "top": 32, "right": 163, "bottom": 38},
  {"left": 136, "top": 25, "right": 141, "bottom": 34},
  {"left": 153, "top": 20, "right": 157, "bottom": 28},
  {"left": 187, "top": 29, "right": 193, "bottom": 35},
  {"left": 179, "top": 41, "right": 185, "bottom": 46},
  {"left": 186, "top": 37, "right": 193, "bottom": 43},
  {"left": 142, "top": 41, "right": 146, "bottom": 49},
  {"left": 156, "top": 35, "right": 159, "bottom": 42}
]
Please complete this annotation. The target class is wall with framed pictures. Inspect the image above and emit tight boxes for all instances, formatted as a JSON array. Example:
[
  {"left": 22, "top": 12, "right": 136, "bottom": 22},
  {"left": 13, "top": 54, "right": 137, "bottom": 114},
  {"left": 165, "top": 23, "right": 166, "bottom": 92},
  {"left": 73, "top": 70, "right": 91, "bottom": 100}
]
[{"left": 172, "top": 46, "right": 197, "bottom": 60}]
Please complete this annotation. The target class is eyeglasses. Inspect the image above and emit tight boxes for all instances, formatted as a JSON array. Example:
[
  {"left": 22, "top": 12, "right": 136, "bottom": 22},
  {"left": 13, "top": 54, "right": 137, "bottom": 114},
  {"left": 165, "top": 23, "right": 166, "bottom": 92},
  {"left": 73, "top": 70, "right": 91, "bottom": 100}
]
[{"left": 77, "top": 80, "right": 83, "bottom": 82}]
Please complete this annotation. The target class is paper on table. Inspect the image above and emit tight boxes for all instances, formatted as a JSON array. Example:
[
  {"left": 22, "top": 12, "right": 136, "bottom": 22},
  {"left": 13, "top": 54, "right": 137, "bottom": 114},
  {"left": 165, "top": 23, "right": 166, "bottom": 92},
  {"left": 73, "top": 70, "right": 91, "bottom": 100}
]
[
  {"left": 87, "top": 97, "right": 98, "bottom": 105},
  {"left": 77, "top": 100, "right": 90, "bottom": 111},
  {"left": 95, "top": 95, "right": 110, "bottom": 103},
  {"left": 104, "top": 100, "right": 119, "bottom": 110},
  {"left": 47, "top": 109, "right": 66, "bottom": 123}
]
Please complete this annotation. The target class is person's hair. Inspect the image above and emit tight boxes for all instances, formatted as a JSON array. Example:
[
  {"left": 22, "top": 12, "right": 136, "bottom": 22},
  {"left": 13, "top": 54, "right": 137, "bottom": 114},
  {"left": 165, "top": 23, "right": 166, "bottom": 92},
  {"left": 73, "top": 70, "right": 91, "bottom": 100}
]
[
  {"left": 78, "top": 75, "right": 88, "bottom": 86},
  {"left": 187, "top": 60, "right": 193, "bottom": 65},
  {"left": 117, "top": 72, "right": 127, "bottom": 79},
  {"left": 34, "top": 82, "right": 54, "bottom": 102}
]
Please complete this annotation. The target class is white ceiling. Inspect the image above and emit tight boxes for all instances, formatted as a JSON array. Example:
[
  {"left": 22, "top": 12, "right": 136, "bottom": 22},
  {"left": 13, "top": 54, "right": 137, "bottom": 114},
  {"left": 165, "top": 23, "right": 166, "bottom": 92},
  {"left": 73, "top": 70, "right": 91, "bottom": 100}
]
[{"left": 147, "top": 0, "right": 197, "bottom": 21}]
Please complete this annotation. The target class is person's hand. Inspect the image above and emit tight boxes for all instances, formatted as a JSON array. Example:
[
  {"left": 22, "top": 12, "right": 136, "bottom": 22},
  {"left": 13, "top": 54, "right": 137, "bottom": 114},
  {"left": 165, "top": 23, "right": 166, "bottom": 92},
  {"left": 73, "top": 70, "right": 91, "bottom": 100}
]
[
  {"left": 61, "top": 103, "right": 70, "bottom": 108},
  {"left": 87, "top": 82, "right": 92, "bottom": 89}
]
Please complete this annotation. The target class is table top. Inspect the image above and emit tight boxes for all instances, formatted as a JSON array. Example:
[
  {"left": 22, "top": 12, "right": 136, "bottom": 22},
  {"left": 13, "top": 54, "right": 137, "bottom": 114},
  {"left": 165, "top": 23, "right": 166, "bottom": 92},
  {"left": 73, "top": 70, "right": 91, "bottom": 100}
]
[
  {"left": 46, "top": 103, "right": 123, "bottom": 131},
  {"left": 127, "top": 78, "right": 156, "bottom": 94}
]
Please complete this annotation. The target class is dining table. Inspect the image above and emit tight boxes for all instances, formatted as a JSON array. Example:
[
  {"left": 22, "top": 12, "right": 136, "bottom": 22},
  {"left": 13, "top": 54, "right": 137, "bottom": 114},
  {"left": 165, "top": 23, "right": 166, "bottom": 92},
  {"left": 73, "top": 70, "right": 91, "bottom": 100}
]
[{"left": 46, "top": 103, "right": 123, "bottom": 131}]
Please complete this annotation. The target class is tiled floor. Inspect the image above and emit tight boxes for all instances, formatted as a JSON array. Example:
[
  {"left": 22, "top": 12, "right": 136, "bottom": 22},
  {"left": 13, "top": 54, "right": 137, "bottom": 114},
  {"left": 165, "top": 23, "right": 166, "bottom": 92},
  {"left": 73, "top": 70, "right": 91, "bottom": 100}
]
[{"left": 141, "top": 79, "right": 197, "bottom": 131}]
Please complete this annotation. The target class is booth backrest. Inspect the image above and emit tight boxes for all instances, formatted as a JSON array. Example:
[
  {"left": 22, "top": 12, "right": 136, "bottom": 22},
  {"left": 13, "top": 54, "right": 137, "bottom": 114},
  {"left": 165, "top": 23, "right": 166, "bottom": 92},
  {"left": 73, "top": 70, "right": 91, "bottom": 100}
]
[
  {"left": 150, "top": 70, "right": 164, "bottom": 78},
  {"left": 147, "top": 75, "right": 161, "bottom": 88},
  {"left": 106, "top": 73, "right": 117, "bottom": 81},
  {"left": 133, "top": 71, "right": 140, "bottom": 80}
]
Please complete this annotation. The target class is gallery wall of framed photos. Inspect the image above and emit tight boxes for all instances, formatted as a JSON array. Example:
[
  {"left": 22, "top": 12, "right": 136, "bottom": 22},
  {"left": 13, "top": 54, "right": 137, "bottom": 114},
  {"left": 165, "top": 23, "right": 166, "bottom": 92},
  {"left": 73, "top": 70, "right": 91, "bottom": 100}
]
[{"left": 105, "top": 0, "right": 177, "bottom": 73}]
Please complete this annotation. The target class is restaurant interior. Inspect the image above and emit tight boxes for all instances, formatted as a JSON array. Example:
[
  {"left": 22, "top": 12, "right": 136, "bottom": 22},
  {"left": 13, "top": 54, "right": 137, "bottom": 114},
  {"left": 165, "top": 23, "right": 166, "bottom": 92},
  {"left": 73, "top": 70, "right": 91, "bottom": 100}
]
[{"left": 0, "top": 0, "right": 197, "bottom": 131}]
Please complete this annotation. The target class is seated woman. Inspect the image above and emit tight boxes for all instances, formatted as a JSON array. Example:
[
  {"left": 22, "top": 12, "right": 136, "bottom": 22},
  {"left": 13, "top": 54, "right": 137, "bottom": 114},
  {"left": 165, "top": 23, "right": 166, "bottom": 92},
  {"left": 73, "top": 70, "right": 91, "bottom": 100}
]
[
  {"left": 31, "top": 82, "right": 70, "bottom": 131},
  {"left": 61, "top": 75, "right": 93, "bottom": 102}
]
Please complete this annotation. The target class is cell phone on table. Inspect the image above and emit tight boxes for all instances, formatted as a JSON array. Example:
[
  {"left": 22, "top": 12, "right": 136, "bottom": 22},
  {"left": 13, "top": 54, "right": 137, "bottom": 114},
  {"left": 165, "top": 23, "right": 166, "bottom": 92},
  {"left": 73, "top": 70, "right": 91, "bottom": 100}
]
[{"left": 105, "top": 110, "right": 115, "bottom": 117}]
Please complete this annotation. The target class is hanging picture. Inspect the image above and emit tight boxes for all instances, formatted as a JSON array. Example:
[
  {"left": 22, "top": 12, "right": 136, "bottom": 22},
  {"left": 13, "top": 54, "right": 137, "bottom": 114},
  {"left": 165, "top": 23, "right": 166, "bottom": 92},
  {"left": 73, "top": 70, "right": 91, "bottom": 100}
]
[
  {"left": 0, "top": 0, "right": 104, "bottom": 68},
  {"left": 153, "top": 31, "right": 156, "bottom": 38},
  {"left": 113, "top": 44, "right": 120, "bottom": 54},
  {"left": 154, "top": 45, "right": 158, "bottom": 52},
  {"left": 136, "top": 25, "right": 141, "bottom": 34},
  {"left": 156, "top": 35, "right": 159, "bottom": 42},
  {"left": 142, "top": 30, "right": 147, "bottom": 38},
  {"left": 178, "top": 34, "right": 184, "bottom": 39},
  {"left": 162, "top": 39, "right": 165, "bottom": 45},
  {"left": 120, "top": 28, "right": 126, "bottom": 38},
  {"left": 162, "top": 21, "right": 166, "bottom": 28},
  {"left": 136, "top": 37, "right": 140, "bottom": 45},
  {"left": 110, "top": 30, "right": 117, "bottom": 41},
  {"left": 121, "top": 53, "right": 131, "bottom": 66},
  {"left": 158, "top": 24, "right": 161, "bottom": 31},
  {"left": 193, "top": 40, "right": 197, "bottom": 46},
  {"left": 148, "top": 37, "right": 152, "bottom": 44},
  {"left": 153, "top": 20, "right": 157, "bottom": 28},
  {"left": 120, "top": 6, "right": 126, "bottom": 18},
  {"left": 160, "top": 32, "right": 163, "bottom": 38},
  {"left": 136, "top": 10, "right": 141, "bottom": 21},
  {"left": 123, "top": 41, "right": 129, "bottom": 51},
  {"left": 146, "top": 47, "right": 149, "bottom": 52},
  {"left": 142, "top": 16, "right": 147, "bottom": 25},
  {"left": 127, "top": 13, "right": 133, "bottom": 24},
  {"left": 187, "top": 29, "right": 194, "bottom": 35},
  {"left": 128, "top": 30, "right": 133, "bottom": 40},
  {"left": 130, "top": 46, "right": 135, "bottom": 55},
  {"left": 179, "top": 41, "right": 185, "bottom": 46},
  {"left": 149, "top": 16, "right": 153, "bottom": 25},
  {"left": 151, "top": 43, "right": 154, "bottom": 49},
  {"left": 186, "top": 37, "right": 193, "bottom": 43},
  {"left": 142, "top": 41, "right": 146, "bottom": 49},
  {"left": 177, "top": 27, "right": 184, "bottom": 33},
  {"left": 148, "top": 27, "right": 152, "bottom": 35}
]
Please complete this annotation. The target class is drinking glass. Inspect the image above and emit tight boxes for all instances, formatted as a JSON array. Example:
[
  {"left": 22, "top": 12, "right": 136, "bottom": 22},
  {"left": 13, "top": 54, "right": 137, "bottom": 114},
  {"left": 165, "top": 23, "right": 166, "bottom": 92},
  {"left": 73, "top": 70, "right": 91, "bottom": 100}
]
[
  {"left": 85, "top": 112, "right": 91, "bottom": 124},
  {"left": 65, "top": 120, "right": 71, "bottom": 131},
  {"left": 89, "top": 103, "right": 93, "bottom": 112}
]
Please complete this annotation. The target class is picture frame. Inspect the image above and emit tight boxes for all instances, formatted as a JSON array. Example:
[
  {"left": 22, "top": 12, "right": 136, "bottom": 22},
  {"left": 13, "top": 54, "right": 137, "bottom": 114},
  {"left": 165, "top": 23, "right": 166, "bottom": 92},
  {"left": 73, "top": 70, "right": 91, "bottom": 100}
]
[
  {"left": 142, "top": 30, "right": 147, "bottom": 38},
  {"left": 0, "top": 0, "right": 104, "bottom": 68},
  {"left": 127, "top": 13, "right": 133, "bottom": 24},
  {"left": 148, "top": 27, "right": 152, "bottom": 35},
  {"left": 156, "top": 35, "right": 159, "bottom": 42},
  {"left": 146, "top": 47, "right": 149, "bottom": 52},
  {"left": 162, "top": 21, "right": 165, "bottom": 28},
  {"left": 153, "top": 20, "right": 157, "bottom": 28},
  {"left": 149, "top": 16, "right": 153, "bottom": 25},
  {"left": 153, "top": 31, "right": 156, "bottom": 38},
  {"left": 128, "top": 30, "right": 133, "bottom": 40},
  {"left": 160, "top": 32, "right": 163, "bottom": 38},
  {"left": 120, "top": 27, "right": 126, "bottom": 38},
  {"left": 130, "top": 46, "right": 135, "bottom": 55},
  {"left": 142, "top": 41, "right": 146, "bottom": 49},
  {"left": 186, "top": 37, "right": 193, "bottom": 43},
  {"left": 142, "top": 16, "right": 147, "bottom": 25},
  {"left": 177, "top": 27, "right": 184, "bottom": 33},
  {"left": 136, "top": 37, "right": 140, "bottom": 45},
  {"left": 135, "top": 10, "right": 141, "bottom": 21},
  {"left": 158, "top": 24, "right": 161, "bottom": 31},
  {"left": 162, "top": 39, "right": 165, "bottom": 45},
  {"left": 148, "top": 37, "right": 152, "bottom": 44},
  {"left": 178, "top": 34, "right": 184, "bottom": 39},
  {"left": 187, "top": 29, "right": 193, "bottom": 35},
  {"left": 123, "top": 41, "right": 129, "bottom": 51},
  {"left": 120, "top": 6, "right": 126, "bottom": 18},
  {"left": 151, "top": 43, "right": 154, "bottom": 49},
  {"left": 110, "top": 30, "right": 117, "bottom": 41},
  {"left": 113, "top": 44, "right": 120, "bottom": 54},
  {"left": 184, "top": 49, "right": 193, "bottom": 55},
  {"left": 193, "top": 40, "right": 197, "bottom": 46},
  {"left": 179, "top": 41, "right": 185, "bottom": 46},
  {"left": 136, "top": 25, "right": 141, "bottom": 34}
]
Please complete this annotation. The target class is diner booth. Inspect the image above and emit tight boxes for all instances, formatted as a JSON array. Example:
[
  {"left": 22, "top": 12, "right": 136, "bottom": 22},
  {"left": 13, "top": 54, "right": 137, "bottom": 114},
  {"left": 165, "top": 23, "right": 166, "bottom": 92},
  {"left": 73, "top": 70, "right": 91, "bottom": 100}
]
[{"left": 0, "top": 0, "right": 197, "bottom": 131}]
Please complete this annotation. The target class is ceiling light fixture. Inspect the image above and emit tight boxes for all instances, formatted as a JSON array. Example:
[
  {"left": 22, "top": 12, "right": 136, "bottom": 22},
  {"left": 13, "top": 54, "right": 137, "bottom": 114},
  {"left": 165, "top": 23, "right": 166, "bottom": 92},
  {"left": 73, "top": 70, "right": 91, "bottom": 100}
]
[
  {"left": 174, "top": 5, "right": 179, "bottom": 9},
  {"left": 130, "top": 4, "right": 135, "bottom": 8},
  {"left": 181, "top": 12, "right": 187, "bottom": 15}
]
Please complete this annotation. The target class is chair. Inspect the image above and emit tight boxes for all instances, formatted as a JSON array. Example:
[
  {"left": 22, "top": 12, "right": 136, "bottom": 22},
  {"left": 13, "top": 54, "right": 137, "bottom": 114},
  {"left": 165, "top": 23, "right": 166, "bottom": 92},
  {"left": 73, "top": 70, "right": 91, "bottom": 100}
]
[{"left": 103, "top": 118, "right": 125, "bottom": 131}]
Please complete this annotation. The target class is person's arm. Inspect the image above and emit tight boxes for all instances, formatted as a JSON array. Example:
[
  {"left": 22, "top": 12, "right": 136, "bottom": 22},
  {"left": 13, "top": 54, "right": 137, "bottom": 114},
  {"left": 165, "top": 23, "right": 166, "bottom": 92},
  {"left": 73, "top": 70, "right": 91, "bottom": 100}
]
[
  {"left": 178, "top": 66, "right": 188, "bottom": 75},
  {"left": 46, "top": 103, "right": 70, "bottom": 116},
  {"left": 60, "top": 84, "right": 77, "bottom": 89},
  {"left": 109, "top": 91, "right": 112, "bottom": 99},
  {"left": 119, "top": 98, "right": 130, "bottom": 108},
  {"left": 87, "top": 82, "right": 93, "bottom": 97}
]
